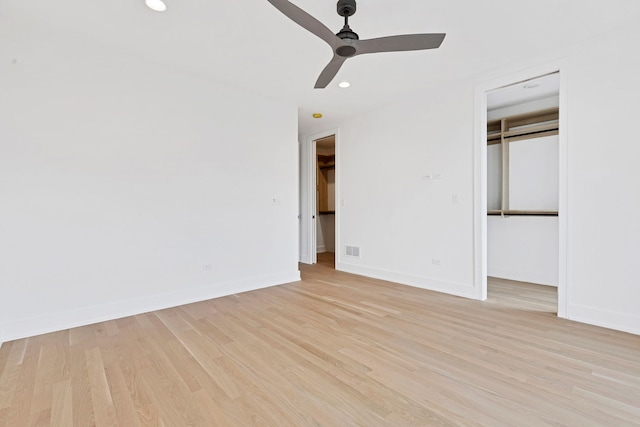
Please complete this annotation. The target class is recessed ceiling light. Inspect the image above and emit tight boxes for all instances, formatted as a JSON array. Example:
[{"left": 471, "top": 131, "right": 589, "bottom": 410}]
[
  {"left": 338, "top": 81, "right": 351, "bottom": 88},
  {"left": 523, "top": 81, "right": 541, "bottom": 89},
  {"left": 145, "top": 0, "right": 167, "bottom": 12},
  {"left": 312, "top": 113, "right": 323, "bottom": 119}
]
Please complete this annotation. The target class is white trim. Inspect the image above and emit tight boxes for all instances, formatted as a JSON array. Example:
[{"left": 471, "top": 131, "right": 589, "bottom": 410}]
[
  {"left": 556, "top": 64, "right": 570, "bottom": 318},
  {"left": 337, "top": 262, "right": 476, "bottom": 299},
  {"left": 0, "top": 271, "right": 301, "bottom": 343},
  {"left": 316, "top": 245, "right": 327, "bottom": 253},
  {"left": 334, "top": 130, "right": 341, "bottom": 268},
  {"left": 297, "top": 139, "right": 303, "bottom": 262},
  {"left": 567, "top": 304, "right": 640, "bottom": 336},
  {"left": 473, "top": 83, "right": 489, "bottom": 301},
  {"left": 473, "top": 59, "right": 569, "bottom": 316},
  {"left": 310, "top": 136, "right": 317, "bottom": 264}
]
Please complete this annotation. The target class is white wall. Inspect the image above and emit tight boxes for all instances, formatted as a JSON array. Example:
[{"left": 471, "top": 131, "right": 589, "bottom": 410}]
[
  {"left": 318, "top": 215, "right": 335, "bottom": 253},
  {"left": 316, "top": 212, "right": 326, "bottom": 253},
  {"left": 316, "top": 22, "right": 640, "bottom": 334},
  {"left": 565, "top": 23, "right": 640, "bottom": 333},
  {"left": 336, "top": 81, "right": 476, "bottom": 297},
  {"left": 488, "top": 96, "right": 560, "bottom": 121},
  {"left": 322, "top": 168, "right": 336, "bottom": 252},
  {"left": 0, "top": 25, "right": 300, "bottom": 343},
  {"left": 488, "top": 216, "right": 559, "bottom": 286}
]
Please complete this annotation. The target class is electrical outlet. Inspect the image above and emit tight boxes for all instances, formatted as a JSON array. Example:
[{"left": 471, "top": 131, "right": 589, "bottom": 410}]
[
  {"left": 203, "top": 264, "right": 213, "bottom": 271},
  {"left": 433, "top": 172, "right": 442, "bottom": 180},
  {"left": 422, "top": 173, "right": 432, "bottom": 180},
  {"left": 432, "top": 258, "right": 442, "bottom": 266}
]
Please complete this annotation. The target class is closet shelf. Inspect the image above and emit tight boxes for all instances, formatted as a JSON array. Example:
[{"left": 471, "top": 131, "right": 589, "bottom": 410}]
[
  {"left": 487, "top": 210, "right": 558, "bottom": 217},
  {"left": 487, "top": 107, "right": 559, "bottom": 144}
]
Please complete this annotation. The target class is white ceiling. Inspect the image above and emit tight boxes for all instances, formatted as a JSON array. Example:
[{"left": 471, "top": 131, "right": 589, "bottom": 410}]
[
  {"left": 487, "top": 72, "right": 560, "bottom": 110},
  {"left": 316, "top": 135, "right": 336, "bottom": 152},
  {"left": 3, "top": 0, "right": 640, "bottom": 135}
]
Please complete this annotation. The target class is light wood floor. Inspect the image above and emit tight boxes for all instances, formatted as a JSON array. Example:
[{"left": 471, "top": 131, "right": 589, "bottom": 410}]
[{"left": 1, "top": 261, "right": 639, "bottom": 426}]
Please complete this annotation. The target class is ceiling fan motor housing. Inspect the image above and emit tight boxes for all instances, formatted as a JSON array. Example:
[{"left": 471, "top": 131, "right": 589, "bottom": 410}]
[
  {"left": 337, "top": 0, "right": 356, "bottom": 17},
  {"left": 336, "top": 28, "right": 358, "bottom": 41}
]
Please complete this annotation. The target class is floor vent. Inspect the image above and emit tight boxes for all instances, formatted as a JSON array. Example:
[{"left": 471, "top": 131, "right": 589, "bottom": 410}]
[{"left": 345, "top": 245, "right": 360, "bottom": 258}]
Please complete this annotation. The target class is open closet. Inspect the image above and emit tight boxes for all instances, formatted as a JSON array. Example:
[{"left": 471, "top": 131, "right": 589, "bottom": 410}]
[
  {"left": 316, "top": 136, "right": 335, "bottom": 256},
  {"left": 487, "top": 73, "right": 560, "bottom": 289}
]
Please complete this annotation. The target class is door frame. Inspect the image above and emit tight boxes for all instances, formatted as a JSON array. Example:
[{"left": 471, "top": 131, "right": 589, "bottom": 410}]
[
  {"left": 473, "top": 60, "right": 569, "bottom": 318},
  {"left": 300, "top": 128, "right": 340, "bottom": 264}
]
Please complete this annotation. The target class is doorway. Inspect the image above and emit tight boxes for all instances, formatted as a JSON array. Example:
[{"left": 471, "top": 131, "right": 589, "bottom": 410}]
[
  {"left": 486, "top": 72, "right": 560, "bottom": 311},
  {"left": 299, "top": 129, "right": 340, "bottom": 266},
  {"left": 473, "top": 62, "right": 568, "bottom": 318},
  {"left": 316, "top": 136, "right": 336, "bottom": 268}
]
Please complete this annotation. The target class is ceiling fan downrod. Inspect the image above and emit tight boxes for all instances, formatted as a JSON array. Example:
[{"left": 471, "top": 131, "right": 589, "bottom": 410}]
[{"left": 336, "top": 0, "right": 359, "bottom": 41}]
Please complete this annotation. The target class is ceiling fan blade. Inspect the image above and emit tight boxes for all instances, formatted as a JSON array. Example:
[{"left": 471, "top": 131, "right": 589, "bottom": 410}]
[
  {"left": 355, "top": 33, "right": 446, "bottom": 55},
  {"left": 266, "top": 0, "right": 339, "bottom": 47},
  {"left": 315, "top": 55, "right": 348, "bottom": 88}
]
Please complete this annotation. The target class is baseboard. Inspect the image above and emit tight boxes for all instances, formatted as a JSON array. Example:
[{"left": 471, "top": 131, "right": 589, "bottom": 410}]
[
  {"left": 336, "top": 262, "right": 477, "bottom": 300},
  {"left": 488, "top": 265, "right": 557, "bottom": 287},
  {"left": 0, "top": 270, "right": 301, "bottom": 343},
  {"left": 567, "top": 304, "right": 640, "bottom": 336},
  {"left": 316, "top": 245, "right": 326, "bottom": 253}
]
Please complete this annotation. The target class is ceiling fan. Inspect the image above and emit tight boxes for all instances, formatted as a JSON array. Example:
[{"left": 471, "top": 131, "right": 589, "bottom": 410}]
[{"left": 266, "top": 0, "right": 446, "bottom": 88}]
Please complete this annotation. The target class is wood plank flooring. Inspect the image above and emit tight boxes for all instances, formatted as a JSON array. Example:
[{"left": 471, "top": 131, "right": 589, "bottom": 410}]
[{"left": 1, "top": 259, "right": 639, "bottom": 426}]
